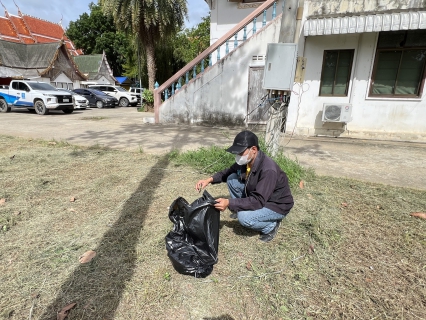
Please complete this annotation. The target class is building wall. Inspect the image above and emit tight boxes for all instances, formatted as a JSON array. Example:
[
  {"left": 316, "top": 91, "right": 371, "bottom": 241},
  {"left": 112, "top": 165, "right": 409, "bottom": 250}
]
[
  {"left": 209, "top": 0, "right": 284, "bottom": 64},
  {"left": 286, "top": 32, "right": 426, "bottom": 141},
  {"left": 159, "top": 17, "right": 282, "bottom": 124}
]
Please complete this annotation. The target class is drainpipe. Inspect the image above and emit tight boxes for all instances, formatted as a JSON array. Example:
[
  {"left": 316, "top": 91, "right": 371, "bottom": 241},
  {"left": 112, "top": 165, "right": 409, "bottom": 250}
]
[
  {"left": 278, "top": 0, "right": 298, "bottom": 43},
  {"left": 294, "top": 0, "right": 304, "bottom": 44}
]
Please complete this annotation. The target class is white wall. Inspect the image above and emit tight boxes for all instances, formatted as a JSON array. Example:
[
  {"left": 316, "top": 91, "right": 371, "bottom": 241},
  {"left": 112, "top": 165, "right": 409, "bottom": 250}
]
[
  {"left": 286, "top": 32, "right": 426, "bottom": 141},
  {"left": 209, "top": 0, "right": 284, "bottom": 64},
  {"left": 159, "top": 17, "right": 282, "bottom": 124}
]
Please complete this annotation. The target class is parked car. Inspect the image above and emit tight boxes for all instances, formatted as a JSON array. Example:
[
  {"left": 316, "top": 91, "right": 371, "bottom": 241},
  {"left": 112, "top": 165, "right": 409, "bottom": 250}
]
[
  {"left": 0, "top": 80, "right": 73, "bottom": 115},
  {"left": 73, "top": 88, "right": 119, "bottom": 108},
  {"left": 128, "top": 87, "right": 143, "bottom": 104},
  {"left": 56, "top": 88, "right": 88, "bottom": 109},
  {"left": 88, "top": 84, "right": 137, "bottom": 107}
]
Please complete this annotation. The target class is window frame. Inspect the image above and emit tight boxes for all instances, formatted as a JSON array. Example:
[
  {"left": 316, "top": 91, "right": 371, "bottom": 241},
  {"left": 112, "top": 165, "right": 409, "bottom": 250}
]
[
  {"left": 318, "top": 49, "right": 355, "bottom": 97},
  {"left": 369, "top": 46, "right": 426, "bottom": 98}
]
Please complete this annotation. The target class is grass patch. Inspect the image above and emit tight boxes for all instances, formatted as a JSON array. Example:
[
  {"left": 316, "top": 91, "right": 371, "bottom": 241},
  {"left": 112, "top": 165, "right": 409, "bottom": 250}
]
[
  {"left": 80, "top": 116, "right": 108, "bottom": 121},
  {"left": 0, "top": 135, "right": 425, "bottom": 319},
  {"left": 168, "top": 138, "right": 313, "bottom": 187}
]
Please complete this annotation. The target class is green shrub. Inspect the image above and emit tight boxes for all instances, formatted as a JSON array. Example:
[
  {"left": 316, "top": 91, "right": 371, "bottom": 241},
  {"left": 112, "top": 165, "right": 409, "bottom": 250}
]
[{"left": 142, "top": 89, "right": 154, "bottom": 112}]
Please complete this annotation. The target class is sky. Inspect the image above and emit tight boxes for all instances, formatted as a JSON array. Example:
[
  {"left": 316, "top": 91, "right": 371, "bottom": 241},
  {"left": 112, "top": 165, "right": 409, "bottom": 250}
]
[{"left": 0, "top": 0, "right": 210, "bottom": 29}]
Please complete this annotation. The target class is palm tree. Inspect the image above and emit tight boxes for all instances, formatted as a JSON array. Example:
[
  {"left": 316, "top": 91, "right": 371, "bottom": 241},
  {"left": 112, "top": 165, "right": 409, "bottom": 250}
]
[{"left": 101, "top": 0, "right": 188, "bottom": 90}]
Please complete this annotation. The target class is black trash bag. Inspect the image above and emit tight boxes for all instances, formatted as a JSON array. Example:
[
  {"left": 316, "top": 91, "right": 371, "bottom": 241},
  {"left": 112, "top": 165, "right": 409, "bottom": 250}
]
[{"left": 165, "top": 190, "right": 220, "bottom": 278}]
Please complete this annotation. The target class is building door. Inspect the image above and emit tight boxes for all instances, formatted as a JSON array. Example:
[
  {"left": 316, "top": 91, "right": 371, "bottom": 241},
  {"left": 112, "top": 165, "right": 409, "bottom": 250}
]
[{"left": 247, "top": 67, "right": 269, "bottom": 124}]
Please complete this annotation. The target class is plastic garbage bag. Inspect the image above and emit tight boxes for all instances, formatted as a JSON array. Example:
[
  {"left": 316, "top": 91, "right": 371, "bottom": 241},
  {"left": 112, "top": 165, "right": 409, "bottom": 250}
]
[{"left": 165, "top": 190, "right": 220, "bottom": 278}]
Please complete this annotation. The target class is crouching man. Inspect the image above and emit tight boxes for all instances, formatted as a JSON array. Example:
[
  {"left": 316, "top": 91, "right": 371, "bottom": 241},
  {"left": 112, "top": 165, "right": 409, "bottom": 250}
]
[{"left": 195, "top": 130, "right": 294, "bottom": 242}]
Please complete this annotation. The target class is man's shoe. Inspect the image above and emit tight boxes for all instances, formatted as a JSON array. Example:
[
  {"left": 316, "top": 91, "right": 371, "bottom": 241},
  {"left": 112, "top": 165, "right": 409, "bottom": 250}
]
[
  {"left": 259, "top": 220, "right": 281, "bottom": 243},
  {"left": 230, "top": 212, "right": 238, "bottom": 219}
]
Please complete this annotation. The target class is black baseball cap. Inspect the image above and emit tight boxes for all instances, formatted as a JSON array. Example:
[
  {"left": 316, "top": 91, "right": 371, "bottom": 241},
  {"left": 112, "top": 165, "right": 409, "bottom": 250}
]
[{"left": 226, "top": 131, "right": 259, "bottom": 154}]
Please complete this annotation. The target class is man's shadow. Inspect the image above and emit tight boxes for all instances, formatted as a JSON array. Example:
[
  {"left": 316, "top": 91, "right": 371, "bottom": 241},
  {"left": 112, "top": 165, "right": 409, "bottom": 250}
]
[{"left": 40, "top": 155, "right": 171, "bottom": 319}]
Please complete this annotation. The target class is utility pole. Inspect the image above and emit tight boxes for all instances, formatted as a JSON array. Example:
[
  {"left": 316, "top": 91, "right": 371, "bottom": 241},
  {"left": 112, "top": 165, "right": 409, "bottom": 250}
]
[{"left": 265, "top": 0, "right": 299, "bottom": 156}]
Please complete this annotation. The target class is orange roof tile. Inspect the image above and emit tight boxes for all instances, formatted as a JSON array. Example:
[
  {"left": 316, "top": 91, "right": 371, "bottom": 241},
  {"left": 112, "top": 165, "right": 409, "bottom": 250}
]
[
  {"left": 0, "top": 11, "right": 81, "bottom": 55},
  {"left": 0, "top": 17, "right": 18, "bottom": 38},
  {"left": 22, "top": 15, "right": 64, "bottom": 39},
  {"left": 8, "top": 15, "right": 30, "bottom": 36},
  {"left": 21, "top": 37, "right": 35, "bottom": 44},
  {"left": 33, "top": 35, "right": 53, "bottom": 43},
  {"left": 65, "top": 42, "right": 74, "bottom": 49}
]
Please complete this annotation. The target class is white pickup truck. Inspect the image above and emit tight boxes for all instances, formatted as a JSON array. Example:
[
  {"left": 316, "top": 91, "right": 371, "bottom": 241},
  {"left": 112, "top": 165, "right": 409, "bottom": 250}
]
[{"left": 0, "top": 80, "right": 74, "bottom": 115}]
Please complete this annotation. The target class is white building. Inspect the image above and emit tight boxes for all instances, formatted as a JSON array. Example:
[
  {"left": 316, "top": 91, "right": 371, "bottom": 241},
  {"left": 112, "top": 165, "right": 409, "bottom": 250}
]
[{"left": 155, "top": 0, "right": 426, "bottom": 142}]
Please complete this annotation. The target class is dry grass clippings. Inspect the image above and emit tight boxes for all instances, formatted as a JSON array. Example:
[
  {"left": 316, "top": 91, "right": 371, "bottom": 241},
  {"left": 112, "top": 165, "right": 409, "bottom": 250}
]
[{"left": 0, "top": 135, "right": 425, "bottom": 320}]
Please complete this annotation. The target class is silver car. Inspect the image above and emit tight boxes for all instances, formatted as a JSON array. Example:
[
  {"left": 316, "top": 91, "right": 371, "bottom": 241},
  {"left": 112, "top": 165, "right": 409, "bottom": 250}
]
[{"left": 56, "top": 88, "right": 88, "bottom": 109}]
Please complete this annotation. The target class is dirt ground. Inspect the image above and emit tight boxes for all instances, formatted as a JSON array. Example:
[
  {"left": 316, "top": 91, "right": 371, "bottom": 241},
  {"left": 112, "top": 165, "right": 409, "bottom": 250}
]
[{"left": 0, "top": 107, "right": 425, "bottom": 190}]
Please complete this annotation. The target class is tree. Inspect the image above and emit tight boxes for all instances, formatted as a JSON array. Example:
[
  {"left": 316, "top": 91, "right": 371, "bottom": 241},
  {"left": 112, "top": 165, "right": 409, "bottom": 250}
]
[
  {"left": 173, "top": 16, "right": 210, "bottom": 65},
  {"left": 66, "top": 2, "right": 129, "bottom": 76},
  {"left": 101, "top": 0, "right": 188, "bottom": 90},
  {"left": 122, "top": 16, "right": 210, "bottom": 89}
]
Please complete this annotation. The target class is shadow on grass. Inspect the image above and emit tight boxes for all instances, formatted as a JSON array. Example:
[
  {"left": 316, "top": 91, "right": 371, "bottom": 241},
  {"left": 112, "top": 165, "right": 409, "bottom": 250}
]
[
  {"left": 203, "top": 315, "right": 235, "bottom": 320},
  {"left": 220, "top": 220, "right": 258, "bottom": 237},
  {"left": 40, "top": 130, "right": 191, "bottom": 319},
  {"left": 40, "top": 156, "right": 170, "bottom": 319}
]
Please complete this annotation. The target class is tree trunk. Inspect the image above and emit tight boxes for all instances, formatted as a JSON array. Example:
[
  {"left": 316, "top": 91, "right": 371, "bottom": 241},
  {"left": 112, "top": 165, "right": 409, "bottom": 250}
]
[{"left": 145, "top": 34, "right": 157, "bottom": 91}]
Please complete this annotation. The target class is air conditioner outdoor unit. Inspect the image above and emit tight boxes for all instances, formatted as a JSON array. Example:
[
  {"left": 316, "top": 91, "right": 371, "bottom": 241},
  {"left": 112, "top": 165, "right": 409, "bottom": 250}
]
[{"left": 322, "top": 103, "right": 352, "bottom": 123}]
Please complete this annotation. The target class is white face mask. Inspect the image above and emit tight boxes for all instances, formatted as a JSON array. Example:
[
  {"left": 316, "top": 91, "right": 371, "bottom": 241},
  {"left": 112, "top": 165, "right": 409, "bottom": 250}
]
[{"left": 235, "top": 149, "right": 252, "bottom": 165}]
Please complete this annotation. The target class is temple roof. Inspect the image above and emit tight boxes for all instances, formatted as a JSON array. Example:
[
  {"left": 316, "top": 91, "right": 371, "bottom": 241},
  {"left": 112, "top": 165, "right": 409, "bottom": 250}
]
[
  {"left": 0, "top": 8, "right": 81, "bottom": 56},
  {"left": 0, "top": 39, "right": 87, "bottom": 79},
  {"left": 73, "top": 53, "right": 115, "bottom": 81}
]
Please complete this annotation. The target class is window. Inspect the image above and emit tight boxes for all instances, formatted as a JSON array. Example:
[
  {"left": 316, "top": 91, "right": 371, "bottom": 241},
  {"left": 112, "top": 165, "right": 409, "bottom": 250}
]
[
  {"left": 370, "top": 30, "right": 426, "bottom": 97},
  {"left": 27, "top": 82, "right": 56, "bottom": 90},
  {"left": 319, "top": 50, "right": 354, "bottom": 96},
  {"left": 12, "top": 82, "right": 30, "bottom": 91}
]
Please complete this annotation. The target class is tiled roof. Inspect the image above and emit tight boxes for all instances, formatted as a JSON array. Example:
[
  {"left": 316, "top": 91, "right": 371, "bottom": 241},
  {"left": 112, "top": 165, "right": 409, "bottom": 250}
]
[
  {"left": 0, "top": 10, "right": 81, "bottom": 55},
  {"left": 73, "top": 55, "right": 103, "bottom": 73},
  {"left": 0, "top": 39, "right": 87, "bottom": 80},
  {"left": 22, "top": 14, "right": 64, "bottom": 39},
  {"left": 0, "top": 17, "right": 18, "bottom": 38},
  {"left": 34, "top": 35, "right": 58, "bottom": 43},
  {"left": 8, "top": 15, "right": 30, "bottom": 36},
  {"left": 21, "top": 36, "right": 34, "bottom": 44}
]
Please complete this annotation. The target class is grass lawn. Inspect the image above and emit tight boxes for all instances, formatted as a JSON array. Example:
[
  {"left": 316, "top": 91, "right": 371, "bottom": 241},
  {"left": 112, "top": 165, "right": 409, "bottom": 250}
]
[{"left": 0, "top": 135, "right": 425, "bottom": 320}]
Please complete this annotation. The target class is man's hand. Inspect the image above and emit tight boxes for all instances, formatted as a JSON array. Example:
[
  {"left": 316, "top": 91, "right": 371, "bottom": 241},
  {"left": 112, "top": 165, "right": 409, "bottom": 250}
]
[
  {"left": 195, "top": 177, "right": 213, "bottom": 192},
  {"left": 214, "top": 198, "right": 229, "bottom": 211}
]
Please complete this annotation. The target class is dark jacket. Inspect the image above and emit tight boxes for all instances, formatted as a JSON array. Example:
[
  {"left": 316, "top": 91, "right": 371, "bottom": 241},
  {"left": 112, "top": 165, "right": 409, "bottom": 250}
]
[{"left": 211, "top": 150, "right": 294, "bottom": 215}]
